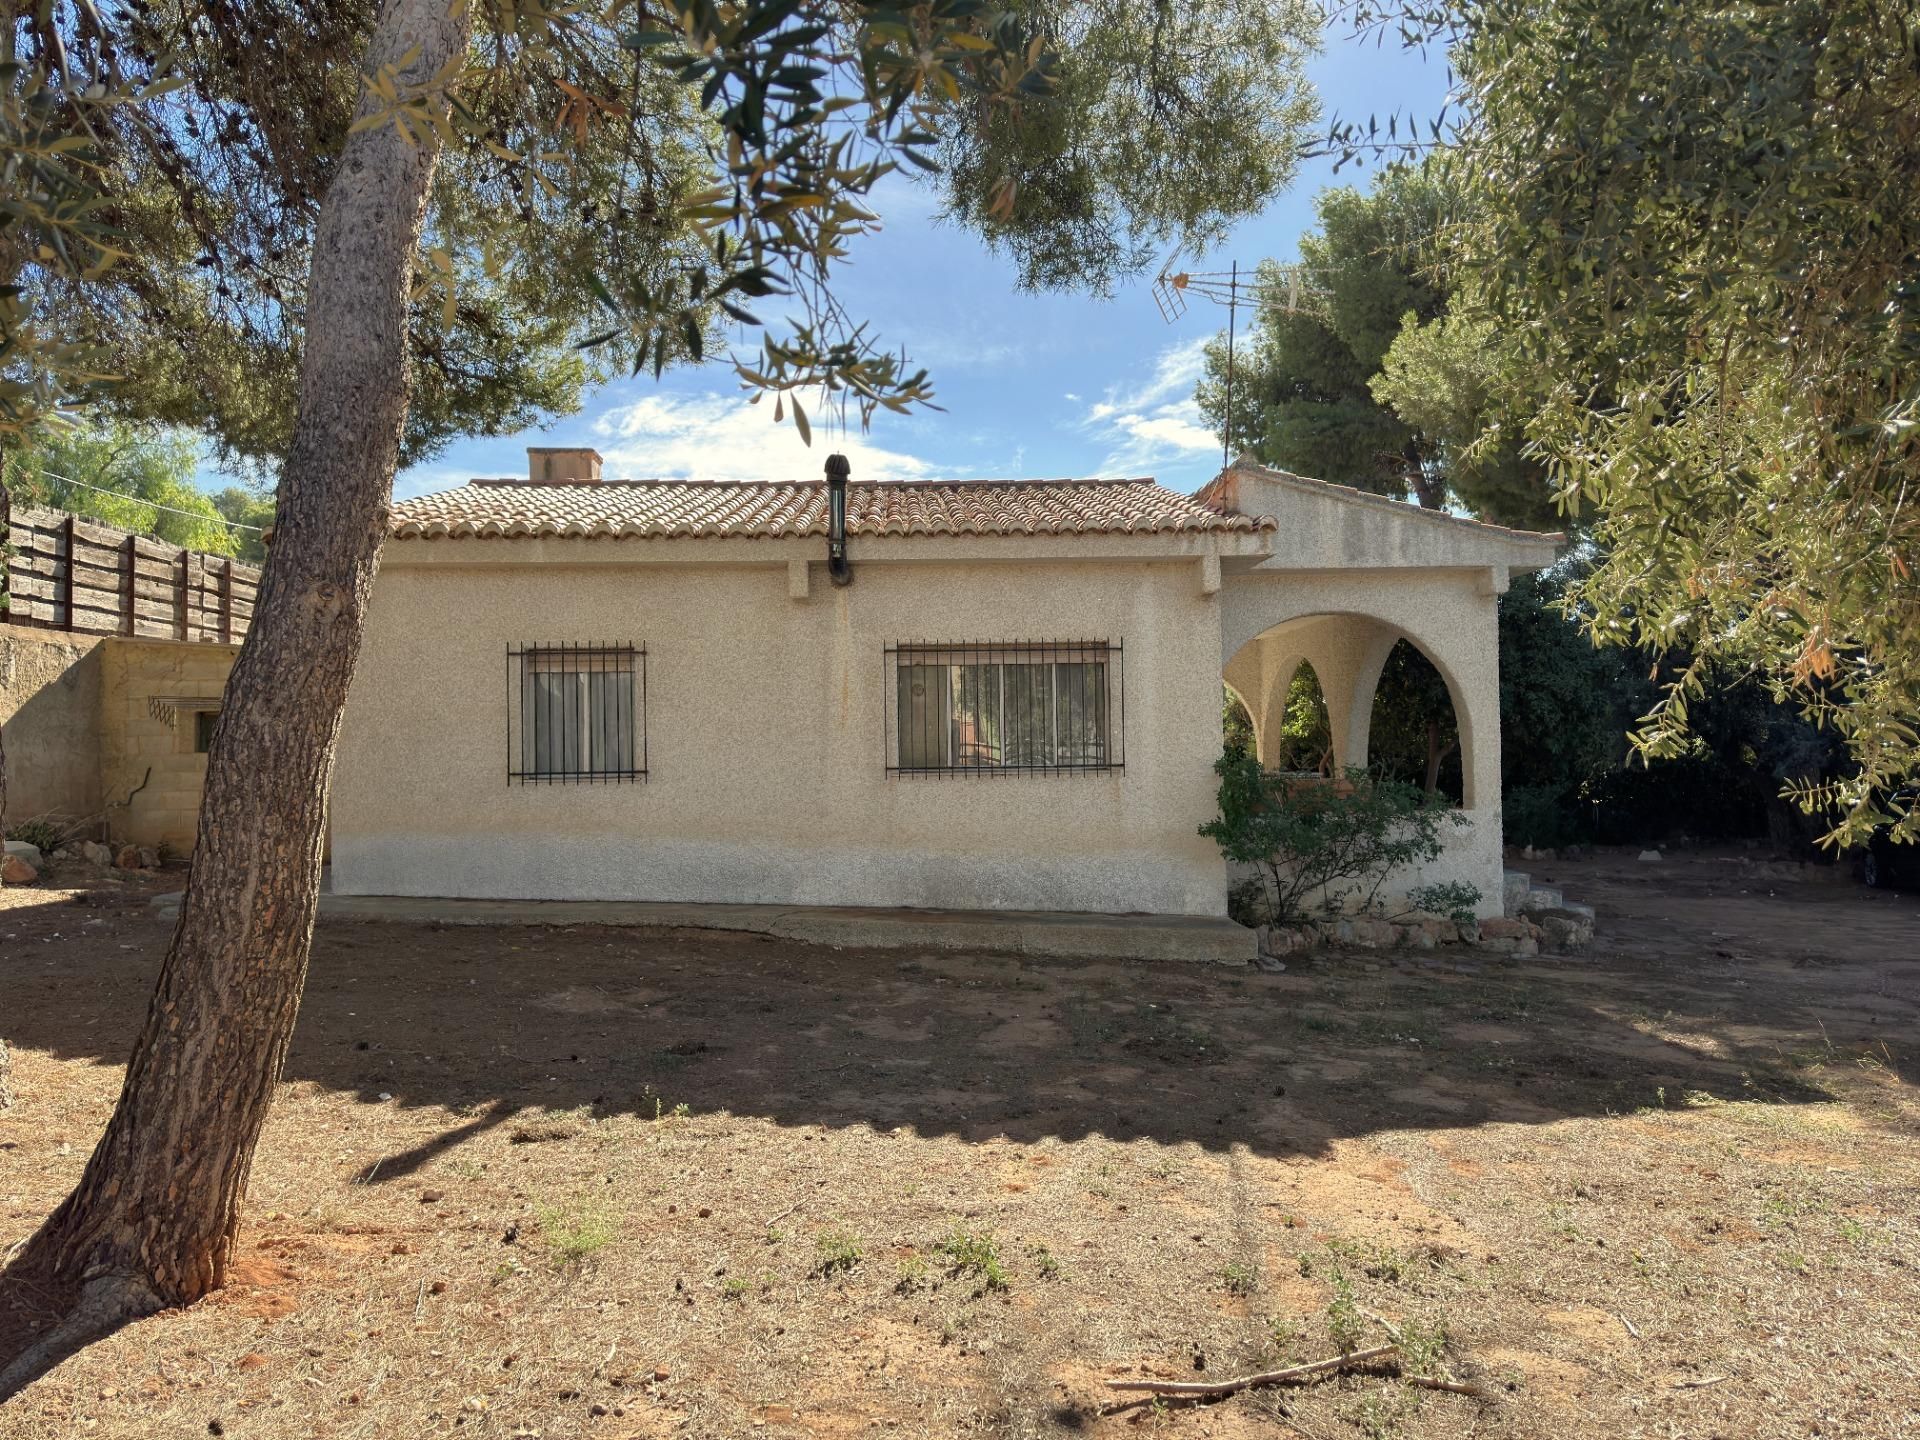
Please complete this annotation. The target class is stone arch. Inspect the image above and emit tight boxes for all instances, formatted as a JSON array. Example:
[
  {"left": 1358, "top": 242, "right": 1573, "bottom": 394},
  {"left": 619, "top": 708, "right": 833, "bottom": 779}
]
[{"left": 1220, "top": 605, "right": 1485, "bottom": 810}]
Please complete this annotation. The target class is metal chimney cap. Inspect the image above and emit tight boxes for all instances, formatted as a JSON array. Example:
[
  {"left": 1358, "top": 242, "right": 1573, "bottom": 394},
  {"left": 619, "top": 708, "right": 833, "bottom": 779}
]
[{"left": 824, "top": 454, "right": 851, "bottom": 480}]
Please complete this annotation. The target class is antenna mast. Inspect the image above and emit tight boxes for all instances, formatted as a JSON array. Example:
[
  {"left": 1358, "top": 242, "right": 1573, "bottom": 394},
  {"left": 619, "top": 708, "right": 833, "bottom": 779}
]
[{"left": 1150, "top": 260, "right": 1319, "bottom": 470}]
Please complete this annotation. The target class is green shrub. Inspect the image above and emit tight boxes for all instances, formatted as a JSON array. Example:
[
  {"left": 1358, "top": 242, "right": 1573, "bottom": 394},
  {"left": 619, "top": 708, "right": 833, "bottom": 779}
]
[
  {"left": 5, "top": 816, "right": 68, "bottom": 855},
  {"left": 1199, "top": 755, "right": 1468, "bottom": 923},
  {"left": 1406, "top": 882, "right": 1481, "bottom": 923}
]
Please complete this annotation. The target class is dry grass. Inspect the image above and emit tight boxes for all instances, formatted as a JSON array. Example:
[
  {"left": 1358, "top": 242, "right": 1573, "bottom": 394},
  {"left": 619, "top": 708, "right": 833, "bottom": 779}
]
[{"left": 1, "top": 850, "right": 1917, "bottom": 1438}]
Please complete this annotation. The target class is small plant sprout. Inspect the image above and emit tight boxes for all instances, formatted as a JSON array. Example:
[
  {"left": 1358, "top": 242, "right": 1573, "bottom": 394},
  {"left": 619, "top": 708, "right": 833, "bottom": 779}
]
[
  {"left": 1326, "top": 1273, "right": 1365, "bottom": 1355},
  {"left": 937, "top": 1227, "right": 1010, "bottom": 1293},
  {"left": 895, "top": 1254, "right": 930, "bottom": 1292},
  {"left": 534, "top": 1199, "right": 616, "bottom": 1269},
  {"left": 1395, "top": 1313, "right": 1449, "bottom": 1376},
  {"left": 814, "top": 1227, "right": 863, "bottom": 1277},
  {"left": 1267, "top": 1316, "right": 1300, "bottom": 1357},
  {"left": 1221, "top": 1260, "right": 1257, "bottom": 1296},
  {"left": 1029, "top": 1242, "right": 1062, "bottom": 1280},
  {"left": 1406, "top": 881, "right": 1481, "bottom": 923}
]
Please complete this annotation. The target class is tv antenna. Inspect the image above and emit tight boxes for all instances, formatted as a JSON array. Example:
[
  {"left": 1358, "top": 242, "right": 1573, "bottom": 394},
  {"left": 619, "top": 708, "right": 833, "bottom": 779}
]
[{"left": 1152, "top": 260, "right": 1319, "bottom": 469}]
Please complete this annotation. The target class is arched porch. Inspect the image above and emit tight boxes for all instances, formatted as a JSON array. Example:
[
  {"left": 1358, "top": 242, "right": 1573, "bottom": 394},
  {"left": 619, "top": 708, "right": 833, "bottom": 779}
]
[
  {"left": 1223, "top": 613, "right": 1479, "bottom": 807},
  {"left": 1217, "top": 571, "right": 1507, "bottom": 916}
]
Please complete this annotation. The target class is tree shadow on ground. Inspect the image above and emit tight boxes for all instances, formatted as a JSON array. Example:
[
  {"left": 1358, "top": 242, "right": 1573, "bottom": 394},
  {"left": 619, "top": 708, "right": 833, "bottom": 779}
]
[
  {"left": 3, "top": 850, "right": 1916, "bottom": 1408},
  {"left": 3, "top": 858, "right": 1918, "bottom": 1397},
  {"left": 3, "top": 874, "right": 1912, "bottom": 1178}
]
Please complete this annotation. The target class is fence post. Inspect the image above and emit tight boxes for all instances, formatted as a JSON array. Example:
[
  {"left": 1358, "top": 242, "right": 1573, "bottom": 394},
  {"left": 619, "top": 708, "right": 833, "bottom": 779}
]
[
  {"left": 62, "top": 514, "right": 76, "bottom": 631},
  {"left": 220, "top": 558, "right": 233, "bottom": 643},
  {"left": 124, "top": 534, "right": 138, "bottom": 636}
]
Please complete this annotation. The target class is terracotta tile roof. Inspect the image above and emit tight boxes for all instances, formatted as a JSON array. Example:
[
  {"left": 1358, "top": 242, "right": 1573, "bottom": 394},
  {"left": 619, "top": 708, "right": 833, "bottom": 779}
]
[{"left": 389, "top": 478, "right": 1274, "bottom": 541}]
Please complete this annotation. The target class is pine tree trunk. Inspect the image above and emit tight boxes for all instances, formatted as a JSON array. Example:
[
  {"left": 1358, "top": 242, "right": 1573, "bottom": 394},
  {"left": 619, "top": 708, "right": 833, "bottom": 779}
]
[
  {"left": 2, "top": 477, "right": 10, "bottom": 838},
  {"left": 1404, "top": 442, "right": 1444, "bottom": 511},
  {"left": 0, "top": 0, "right": 468, "bottom": 1392},
  {"left": 1423, "top": 717, "right": 1457, "bottom": 799}
]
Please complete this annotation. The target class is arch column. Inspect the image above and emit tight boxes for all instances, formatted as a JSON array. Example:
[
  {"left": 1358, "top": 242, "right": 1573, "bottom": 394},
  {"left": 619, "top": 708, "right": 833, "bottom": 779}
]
[{"left": 1250, "top": 615, "right": 1400, "bottom": 775}]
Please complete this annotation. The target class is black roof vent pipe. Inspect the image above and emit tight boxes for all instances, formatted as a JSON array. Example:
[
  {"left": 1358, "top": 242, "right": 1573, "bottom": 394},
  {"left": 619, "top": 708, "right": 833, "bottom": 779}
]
[{"left": 825, "top": 452, "right": 853, "bottom": 587}]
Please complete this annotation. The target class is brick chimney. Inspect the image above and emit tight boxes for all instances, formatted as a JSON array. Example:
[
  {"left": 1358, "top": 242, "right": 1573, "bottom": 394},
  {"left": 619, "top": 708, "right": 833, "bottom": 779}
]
[{"left": 526, "top": 446, "right": 603, "bottom": 484}]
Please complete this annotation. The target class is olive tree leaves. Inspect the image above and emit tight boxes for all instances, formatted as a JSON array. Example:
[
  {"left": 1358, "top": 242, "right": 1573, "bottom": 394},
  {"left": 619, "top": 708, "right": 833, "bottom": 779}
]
[{"left": 1316, "top": 0, "right": 1920, "bottom": 846}]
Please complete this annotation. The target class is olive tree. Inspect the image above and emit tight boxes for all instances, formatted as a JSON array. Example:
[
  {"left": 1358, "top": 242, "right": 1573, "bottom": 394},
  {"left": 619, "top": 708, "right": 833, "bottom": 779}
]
[{"left": 1331, "top": 0, "right": 1920, "bottom": 846}]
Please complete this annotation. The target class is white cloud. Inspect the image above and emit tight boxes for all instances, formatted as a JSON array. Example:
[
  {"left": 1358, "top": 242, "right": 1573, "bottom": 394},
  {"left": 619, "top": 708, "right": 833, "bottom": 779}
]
[
  {"left": 393, "top": 464, "right": 474, "bottom": 502},
  {"left": 1075, "top": 336, "right": 1223, "bottom": 477},
  {"left": 589, "top": 390, "right": 948, "bottom": 483}
]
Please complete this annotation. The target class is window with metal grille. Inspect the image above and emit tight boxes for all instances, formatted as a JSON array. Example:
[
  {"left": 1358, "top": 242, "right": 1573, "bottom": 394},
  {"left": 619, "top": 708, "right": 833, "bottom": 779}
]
[
  {"left": 884, "top": 642, "right": 1124, "bottom": 775},
  {"left": 507, "top": 643, "right": 646, "bottom": 784}
]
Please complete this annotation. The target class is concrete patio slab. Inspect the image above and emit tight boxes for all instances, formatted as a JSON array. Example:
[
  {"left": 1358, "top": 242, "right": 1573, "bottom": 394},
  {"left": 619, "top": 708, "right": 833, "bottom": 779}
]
[{"left": 148, "top": 891, "right": 1256, "bottom": 965}]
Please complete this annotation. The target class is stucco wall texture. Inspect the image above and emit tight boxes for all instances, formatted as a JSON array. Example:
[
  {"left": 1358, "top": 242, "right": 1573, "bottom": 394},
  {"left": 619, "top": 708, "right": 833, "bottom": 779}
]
[
  {"left": 332, "top": 551, "right": 1234, "bottom": 915},
  {"left": 0, "top": 623, "right": 104, "bottom": 828},
  {"left": 334, "top": 463, "right": 1560, "bottom": 921}
]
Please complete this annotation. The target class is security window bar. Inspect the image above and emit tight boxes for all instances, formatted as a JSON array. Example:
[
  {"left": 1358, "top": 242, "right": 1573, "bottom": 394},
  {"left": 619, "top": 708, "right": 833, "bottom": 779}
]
[
  {"left": 507, "top": 643, "right": 646, "bottom": 784},
  {"left": 885, "top": 641, "right": 1124, "bottom": 775}
]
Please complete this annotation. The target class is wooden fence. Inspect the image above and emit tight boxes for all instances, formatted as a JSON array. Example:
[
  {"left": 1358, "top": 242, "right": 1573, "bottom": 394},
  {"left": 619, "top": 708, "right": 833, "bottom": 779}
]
[{"left": 1, "top": 493, "right": 259, "bottom": 644}]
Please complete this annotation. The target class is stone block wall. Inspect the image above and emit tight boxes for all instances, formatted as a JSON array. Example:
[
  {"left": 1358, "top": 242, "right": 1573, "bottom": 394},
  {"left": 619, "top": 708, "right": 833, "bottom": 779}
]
[
  {"left": 0, "top": 623, "right": 105, "bottom": 829},
  {"left": 98, "top": 637, "right": 240, "bottom": 853}
]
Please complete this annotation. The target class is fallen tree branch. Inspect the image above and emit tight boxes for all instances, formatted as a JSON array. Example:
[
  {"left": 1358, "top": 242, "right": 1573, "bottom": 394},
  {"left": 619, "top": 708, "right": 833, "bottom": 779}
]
[
  {"left": 1359, "top": 1305, "right": 1492, "bottom": 1399},
  {"left": 1359, "top": 1305, "right": 1405, "bottom": 1342},
  {"left": 1106, "top": 1345, "right": 1397, "bottom": 1399}
]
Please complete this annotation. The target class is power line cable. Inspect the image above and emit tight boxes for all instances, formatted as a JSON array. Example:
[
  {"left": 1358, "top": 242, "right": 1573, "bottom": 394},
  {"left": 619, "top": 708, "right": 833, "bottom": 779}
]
[{"left": 18, "top": 467, "right": 268, "bottom": 532}]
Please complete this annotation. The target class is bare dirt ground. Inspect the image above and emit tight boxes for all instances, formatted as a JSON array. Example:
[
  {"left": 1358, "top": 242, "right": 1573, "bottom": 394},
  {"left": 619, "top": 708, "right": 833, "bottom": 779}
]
[{"left": 1, "top": 848, "right": 1916, "bottom": 1439}]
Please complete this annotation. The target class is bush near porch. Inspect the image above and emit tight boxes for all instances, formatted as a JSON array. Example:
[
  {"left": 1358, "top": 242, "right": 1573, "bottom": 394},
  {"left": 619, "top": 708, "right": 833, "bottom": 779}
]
[{"left": 1201, "top": 754, "right": 1473, "bottom": 925}]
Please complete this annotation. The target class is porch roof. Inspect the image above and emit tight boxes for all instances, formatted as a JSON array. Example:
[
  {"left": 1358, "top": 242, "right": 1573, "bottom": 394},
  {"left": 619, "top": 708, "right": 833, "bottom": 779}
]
[{"left": 1197, "top": 459, "right": 1565, "bottom": 573}]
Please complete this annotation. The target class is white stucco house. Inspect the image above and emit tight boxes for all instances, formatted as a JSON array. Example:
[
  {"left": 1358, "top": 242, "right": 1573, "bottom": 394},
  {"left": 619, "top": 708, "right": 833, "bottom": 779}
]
[{"left": 331, "top": 448, "right": 1560, "bottom": 921}]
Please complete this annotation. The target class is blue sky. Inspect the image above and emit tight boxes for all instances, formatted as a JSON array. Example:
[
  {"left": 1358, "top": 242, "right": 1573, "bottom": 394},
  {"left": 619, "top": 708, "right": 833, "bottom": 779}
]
[{"left": 383, "top": 31, "right": 1448, "bottom": 503}]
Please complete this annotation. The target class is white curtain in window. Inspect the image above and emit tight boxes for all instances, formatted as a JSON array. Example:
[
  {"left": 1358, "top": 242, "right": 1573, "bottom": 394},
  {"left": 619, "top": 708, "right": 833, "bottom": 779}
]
[
  {"left": 893, "top": 649, "right": 1110, "bottom": 770},
  {"left": 521, "top": 656, "right": 634, "bottom": 777}
]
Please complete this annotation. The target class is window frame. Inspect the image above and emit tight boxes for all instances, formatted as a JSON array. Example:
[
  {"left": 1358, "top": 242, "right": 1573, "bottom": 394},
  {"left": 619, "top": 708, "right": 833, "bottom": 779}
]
[
  {"left": 506, "top": 642, "right": 648, "bottom": 785},
  {"left": 884, "top": 640, "right": 1124, "bottom": 777}
]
